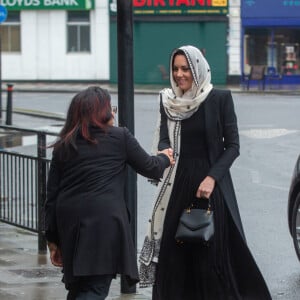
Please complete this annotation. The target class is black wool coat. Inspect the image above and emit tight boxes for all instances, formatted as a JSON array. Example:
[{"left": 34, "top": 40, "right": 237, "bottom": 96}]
[
  {"left": 203, "top": 89, "right": 271, "bottom": 299},
  {"left": 45, "top": 126, "right": 170, "bottom": 288},
  {"left": 159, "top": 88, "right": 271, "bottom": 299}
]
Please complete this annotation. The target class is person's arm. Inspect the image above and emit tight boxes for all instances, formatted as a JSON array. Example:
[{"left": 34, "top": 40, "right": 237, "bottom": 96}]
[
  {"left": 44, "top": 151, "right": 61, "bottom": 245},
  {"left": 158, "top": 97, "right": 171, "bottom": 151},
  {"left": 208, "top": 91, "right": 239, "bottom": 181},
  {"left": 124, "top": 127, "right": 173, "bottom": 180},
  {"left": 197, "top": 92, "right": 239, "bottom": 198}
]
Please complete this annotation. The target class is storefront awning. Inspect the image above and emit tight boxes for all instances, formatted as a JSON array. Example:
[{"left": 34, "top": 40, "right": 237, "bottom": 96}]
[{"left": 242, "top": 18, "right": 300, "bottom": 27}]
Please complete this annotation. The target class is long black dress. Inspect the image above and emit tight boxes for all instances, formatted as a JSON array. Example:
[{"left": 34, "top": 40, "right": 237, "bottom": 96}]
[{"left": 153, "top": 103, "right": 241, "bottom": 300}]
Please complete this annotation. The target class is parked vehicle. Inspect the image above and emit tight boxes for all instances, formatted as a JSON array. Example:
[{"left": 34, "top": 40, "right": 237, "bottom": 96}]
[{"left": 288, "top": 154, "right": 300, "bottom": 261}]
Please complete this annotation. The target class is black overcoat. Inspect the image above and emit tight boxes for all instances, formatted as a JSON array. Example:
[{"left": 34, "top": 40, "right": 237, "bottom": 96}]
[
  {"left": 203, "top": 89, "right": 271, "bottom": 299},
  {"left": 45, "top": 126, "right": 170, "bottom": 287},
  {"left": 159, "top": 88, "right": 271, "bottom": 299}
]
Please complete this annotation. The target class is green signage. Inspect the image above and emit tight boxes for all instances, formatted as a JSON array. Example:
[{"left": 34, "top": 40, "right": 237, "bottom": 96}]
[
  {"left": 0, "top": 0, "right": 94, "bottom": 10},
  {"left": 109, "top": 0, "right": 228, "bottom": 15}
]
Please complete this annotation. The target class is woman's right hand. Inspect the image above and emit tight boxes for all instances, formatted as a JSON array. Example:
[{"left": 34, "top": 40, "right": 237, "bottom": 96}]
[
  {"left": 158, "top": 148, "right": 175, "bottom": 165},
  {"left": 47, "top": 242, "right": 63, "bottom": 267}
]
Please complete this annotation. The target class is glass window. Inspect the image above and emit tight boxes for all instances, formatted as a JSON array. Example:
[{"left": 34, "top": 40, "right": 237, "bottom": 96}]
[
  {"left": 67, "top": 11, "right": 90, "bottom": 53},
  {"left": 0, "top": 12, "right": 21, "bottom": 52},
  {"left": 274, "top": 29, "right": 300, "bottom": 75},
  {"left": 244, "top": 28, "right": 268, "bottom": 68},
  {"left": 244, "top": 28, "right": 300, "bottom": 75}
]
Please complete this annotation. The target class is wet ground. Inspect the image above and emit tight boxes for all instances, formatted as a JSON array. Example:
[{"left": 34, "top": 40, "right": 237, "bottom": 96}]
[
  {"left": 0, "top": 222, "right": 152, "bottom": 299},
  {"left": 0, "top": 222, "right": 66, "bottom": 300}
]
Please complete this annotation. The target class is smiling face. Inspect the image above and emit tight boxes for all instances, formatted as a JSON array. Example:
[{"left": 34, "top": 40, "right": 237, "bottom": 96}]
[{"left": 172, "top": 54, "right": 193, "bottom": 93}]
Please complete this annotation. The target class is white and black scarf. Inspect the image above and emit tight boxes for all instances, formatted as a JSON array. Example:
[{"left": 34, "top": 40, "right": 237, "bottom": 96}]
[{"left": 139, "top": 45, "right": 213, "bottom": 287}]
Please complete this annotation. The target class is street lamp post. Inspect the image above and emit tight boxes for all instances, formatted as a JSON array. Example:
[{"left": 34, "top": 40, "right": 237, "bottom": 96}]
[{"left": 117, "top": 0, "right": 137, "bottom": 294}]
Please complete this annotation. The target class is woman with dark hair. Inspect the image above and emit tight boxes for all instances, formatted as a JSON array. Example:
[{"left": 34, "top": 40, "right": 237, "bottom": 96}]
[
  {"left": 139, "top": 46, "right": 272, "bottom": 299},
  {"left": 45, "top": 86, "right": 174, "bottom": 300}
]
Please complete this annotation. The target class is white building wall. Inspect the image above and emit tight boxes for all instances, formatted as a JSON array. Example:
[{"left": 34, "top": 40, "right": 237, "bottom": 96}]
[
  {"left": 2, "top": 0, "right": 109, "bottom": 81},
  {"left": 228, "top": 0, "right": 241, "bottom": 76}
]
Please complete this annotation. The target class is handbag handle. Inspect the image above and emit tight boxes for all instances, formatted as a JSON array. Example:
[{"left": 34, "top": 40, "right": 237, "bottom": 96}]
[{"left": 186, "top": 198, "right": 212, "bottom": 214}]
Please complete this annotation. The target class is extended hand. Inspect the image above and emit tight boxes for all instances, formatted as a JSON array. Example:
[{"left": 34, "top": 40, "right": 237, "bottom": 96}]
[
  {"left": 158, "top": 148, "right": 175, "bottom": 166},
  {"left": 196, "top": 176, "right": 215, "bottom": 199},
  {"left": 47, "top": 242, "right": 63, "bottom": 267}
]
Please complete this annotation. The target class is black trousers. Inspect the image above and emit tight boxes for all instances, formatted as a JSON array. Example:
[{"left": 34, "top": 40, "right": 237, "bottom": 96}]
[{"left": 67, "top": 275, "right": 113, "bottom": 300}]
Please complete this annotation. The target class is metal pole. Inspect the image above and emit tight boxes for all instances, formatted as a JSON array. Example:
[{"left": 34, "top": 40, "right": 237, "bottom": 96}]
[
  {"left": 5, "top": 83, "right": 13, "bottom": 125},
  {"left": 117, "top": 0, "right": 137, "bottom": 294},
  {"left": 0, "top": 36, "right": 2, "bottom": 120},
  {"left": 37, "top": 132, "right": 47, "bottom": 254}
]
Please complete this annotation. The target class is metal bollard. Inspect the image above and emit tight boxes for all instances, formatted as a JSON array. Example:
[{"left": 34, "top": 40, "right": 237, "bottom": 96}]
[{"left": 5, "top": 83, "right": 14, "bottom": 125}]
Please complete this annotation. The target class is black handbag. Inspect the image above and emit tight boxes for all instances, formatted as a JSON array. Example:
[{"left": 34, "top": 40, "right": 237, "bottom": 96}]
[{"left": 175, "top": 200, "right": 214, "bottom": 244}]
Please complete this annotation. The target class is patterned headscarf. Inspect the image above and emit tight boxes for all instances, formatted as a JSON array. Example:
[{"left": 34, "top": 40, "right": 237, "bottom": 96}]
[
  {"left": 161, "top": 45, "right": 213, "bottom": 120},
  {"left": 139, "top": 46, "right": 213, "bottom": 287}
]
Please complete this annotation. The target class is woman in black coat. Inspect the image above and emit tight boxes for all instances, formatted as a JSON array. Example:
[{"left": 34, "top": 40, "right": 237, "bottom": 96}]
[
  {"left": 139, "top": 45, "right": 272, "bottom": 299},
  {"left": 45, "top": 86, "right": 174, "bottom": 300}
]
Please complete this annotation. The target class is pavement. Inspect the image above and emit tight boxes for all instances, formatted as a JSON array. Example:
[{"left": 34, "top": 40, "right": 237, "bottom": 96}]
[
  {"left": 0, "top": 80, "right": 300, "bottom": 300},
  {"left": 0, "top": 222, "right": 152, "bottom": 300}
]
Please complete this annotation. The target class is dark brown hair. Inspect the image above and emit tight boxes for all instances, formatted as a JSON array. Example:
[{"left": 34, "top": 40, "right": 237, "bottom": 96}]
[
  {"left": 171, "top": 49, "right": 186, "bottom": 69},
  {"left": 52, "top": 86, "right": 112, "bottom": 155},
  {"left": 170, "top": 49, "right": 190, "bottom": 86}
]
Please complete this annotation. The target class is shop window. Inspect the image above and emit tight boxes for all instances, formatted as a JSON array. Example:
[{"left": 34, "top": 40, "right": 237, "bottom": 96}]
[
  {"left": 280, "top": 44, "right": 299, "bottom": 75},
  {"left": 0, "top": 12, "right": 21, "bottom": 52},
  {"left": 67, "top": 11, "right": 90, "bottom": 53},
  {"left": 244, "top": 29, "right": 268, "bottom": 73},
  {"left": 244, "top": 28, "right": 300, "bottom": 76}
]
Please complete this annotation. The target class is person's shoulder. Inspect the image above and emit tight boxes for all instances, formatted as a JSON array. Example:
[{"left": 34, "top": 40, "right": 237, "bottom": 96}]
[
  {"left": 210, "top": 88, "right": 232, "bottom": 97},
  {"left": 159, "top": 87, "right": 170, "bottom": 94},
  {"left": 108, "top": 126, "right": 126, "bottom": 135},
  {"left": 208, "top": 88, "right": 232, "bottom": 104},
  {"left": 108, "top": 126, "right": 133, "bottom": 138}
]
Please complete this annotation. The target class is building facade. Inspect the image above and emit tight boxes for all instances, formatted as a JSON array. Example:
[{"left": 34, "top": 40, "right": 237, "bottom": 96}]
[
  {"left": 1, "top": 0, "right": 232, "bottom": 85},
  {"left": 241, "top": 0, "right": 300, "bottom": 83},
  {"left": 227, "top": 0, "right": 241, "bottom": 84},
  {"left": 6, "top": 1, "right": 295, "bottom": 85},
  {"left": 3, "top": 1, "right": 299, "bottom": 85},
  {"left": 109, "top": 0, "right": 230, "bottom": 85},
  {"left": 0, "top": 0, "right": 110, "bottom": 81}
]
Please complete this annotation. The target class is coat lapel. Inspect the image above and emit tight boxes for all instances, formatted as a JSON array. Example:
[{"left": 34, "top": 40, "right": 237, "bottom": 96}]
[{"left": 204, "top": 89, "right": 219, "bottom": 165}]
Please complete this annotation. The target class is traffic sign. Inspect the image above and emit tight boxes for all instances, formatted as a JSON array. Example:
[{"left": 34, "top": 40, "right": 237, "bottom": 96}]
[{"left": 0, "top": 5, "right": 7, "bottom": 24}]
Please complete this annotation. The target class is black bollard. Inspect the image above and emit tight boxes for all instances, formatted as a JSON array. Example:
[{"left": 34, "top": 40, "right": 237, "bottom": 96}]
[{"left": 5, "top": 83, "right": 13, "bottom": 125}]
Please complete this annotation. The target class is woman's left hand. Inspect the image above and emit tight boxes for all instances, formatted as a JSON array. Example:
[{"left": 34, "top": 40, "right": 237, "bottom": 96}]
[
  {"left": 47, "top": 242, "right": 63, "bottom": 267},
  {"left": 196, "top": 176, "right": 215, "bottom": 199}
]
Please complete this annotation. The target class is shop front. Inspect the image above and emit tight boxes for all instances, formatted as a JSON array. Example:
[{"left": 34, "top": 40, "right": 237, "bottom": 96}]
[
  {"left": 241, "top": 0, "right": 300, "bottom": 84},
  {"left": 0, "top": 1, "right": 110, "bottom": 81},
  {"left": 109, "top": 0, "right": 229, "bottom": 85}
]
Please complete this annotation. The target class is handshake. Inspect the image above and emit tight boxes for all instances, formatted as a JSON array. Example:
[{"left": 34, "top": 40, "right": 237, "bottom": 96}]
[{"left": 158, "top": 148, "right": 175, "bottom": 166}]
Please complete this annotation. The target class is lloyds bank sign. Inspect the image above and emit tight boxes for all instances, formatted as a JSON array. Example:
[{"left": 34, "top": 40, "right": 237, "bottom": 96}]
[{"left": 0, "top": 0, "right": 94, "bottom": 10}]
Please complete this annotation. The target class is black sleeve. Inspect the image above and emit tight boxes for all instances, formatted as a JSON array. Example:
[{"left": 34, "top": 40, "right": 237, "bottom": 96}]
[
  {"left": 44, "top": 151, "right": 61, "bottom": 245},
  {"left": 207, "top": 91, "right": 240, "bottom": 181},
  {"left": 158, "top": 96, "right": 171, "bottom": 151},
  {"left": 124, "top": 127, "right": 170, "bottom": 179}
]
